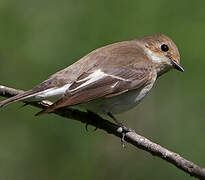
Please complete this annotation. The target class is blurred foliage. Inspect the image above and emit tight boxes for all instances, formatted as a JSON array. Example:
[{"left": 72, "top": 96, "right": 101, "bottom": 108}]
[{"left": 0, "top": 0, "right": 205, "bottom": 179}]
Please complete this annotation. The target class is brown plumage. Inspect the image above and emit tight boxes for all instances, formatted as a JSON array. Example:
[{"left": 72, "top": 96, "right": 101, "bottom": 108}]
[{"left": 0, "top": 34, "right": 183, "bottom": 116}]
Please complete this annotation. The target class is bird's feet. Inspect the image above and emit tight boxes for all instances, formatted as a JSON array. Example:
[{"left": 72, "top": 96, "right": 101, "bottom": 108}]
[
  {"left": 106, "top": 111, "right": 134, "bottom": 148},
  {"left": 86, "top": 110, "right": 134, "bottom": 147},
  {"left": 118, "top": 125, "right": 134, "bottom": 148}
]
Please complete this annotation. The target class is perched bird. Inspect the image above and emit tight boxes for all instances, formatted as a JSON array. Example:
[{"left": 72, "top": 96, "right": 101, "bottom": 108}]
[{"left": 0, "top": 34, "right": 183, "bottom": 136}]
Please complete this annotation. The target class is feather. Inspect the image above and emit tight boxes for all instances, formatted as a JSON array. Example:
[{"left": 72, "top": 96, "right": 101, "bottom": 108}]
[{"left": 36, "top": 64, "right": 153, "bottom": 115}]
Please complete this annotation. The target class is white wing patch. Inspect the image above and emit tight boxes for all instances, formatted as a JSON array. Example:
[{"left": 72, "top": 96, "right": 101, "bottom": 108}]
[
  {"left": 70, "top": 69, "right": 129, "bottom": 92},
  {"left": 71, "top": 69, "right": 106, "bottom": 91},
  {"left": 110, "top": 81, "right": 119, "bottom": 88},
  {"left": 35, "top": 83, "right": 71, "bottom": 100}
]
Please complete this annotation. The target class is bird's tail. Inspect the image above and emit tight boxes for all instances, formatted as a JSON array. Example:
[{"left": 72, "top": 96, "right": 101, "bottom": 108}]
[
  {"left": 0, "top": 89, "right": 45, "bottom": 108},
  {"left": 0, "top": 78, "right": 57, "bottom": 108}
]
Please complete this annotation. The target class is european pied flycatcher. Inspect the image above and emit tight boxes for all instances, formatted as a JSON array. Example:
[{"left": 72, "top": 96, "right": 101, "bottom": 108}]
[{"left": 0, "top": 34, "right": 184, "bottom": 135}]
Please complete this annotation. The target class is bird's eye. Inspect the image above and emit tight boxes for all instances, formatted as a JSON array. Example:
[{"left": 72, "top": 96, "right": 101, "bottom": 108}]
[{"left": 161, "top": 44, "right": 169, "bottom": 52}]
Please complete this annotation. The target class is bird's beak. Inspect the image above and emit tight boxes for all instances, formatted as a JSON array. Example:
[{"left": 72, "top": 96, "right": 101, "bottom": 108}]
[{"left": 171, "top": 59, "right": 184, "bottom": 72}]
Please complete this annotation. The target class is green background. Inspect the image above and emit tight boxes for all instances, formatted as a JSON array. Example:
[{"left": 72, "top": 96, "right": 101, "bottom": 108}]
[{"left": 0, "top": 0, "right": 204, "bottom": 179}]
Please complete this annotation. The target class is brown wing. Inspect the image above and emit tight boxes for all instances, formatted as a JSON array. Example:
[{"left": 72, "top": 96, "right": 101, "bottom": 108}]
[{"left": 36, "top": 64, "right": 153, "bottom": 116}]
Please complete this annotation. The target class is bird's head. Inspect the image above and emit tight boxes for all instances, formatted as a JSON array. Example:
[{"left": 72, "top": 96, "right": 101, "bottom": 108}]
[{"left": 139, "top": 34, "right": 184, "bottom": 76}]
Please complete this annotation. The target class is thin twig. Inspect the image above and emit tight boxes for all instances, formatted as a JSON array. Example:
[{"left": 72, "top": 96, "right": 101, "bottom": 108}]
[{"left": 0, "top": 85, "right": 205, "bottom": 180}]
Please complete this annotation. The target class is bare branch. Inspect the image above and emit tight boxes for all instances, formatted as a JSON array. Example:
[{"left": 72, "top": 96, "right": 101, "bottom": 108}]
[{"left": 0, "top": 85, "right": 205, "bottom": 180}]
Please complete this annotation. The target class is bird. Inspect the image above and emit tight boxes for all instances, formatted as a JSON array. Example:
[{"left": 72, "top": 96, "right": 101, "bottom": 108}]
[{"left": 0, "top": 34, "right": 184, "bottom": 136}]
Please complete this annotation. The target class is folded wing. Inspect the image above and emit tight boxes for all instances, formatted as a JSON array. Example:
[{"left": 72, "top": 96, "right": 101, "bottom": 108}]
[{"left": 36, "top": 64, "right": 153, "bottom": 116}]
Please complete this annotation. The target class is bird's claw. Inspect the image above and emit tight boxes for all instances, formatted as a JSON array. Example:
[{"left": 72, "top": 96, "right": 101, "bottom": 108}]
[{"left": 119, "top": 126, "right": 134, "bottom": 148}]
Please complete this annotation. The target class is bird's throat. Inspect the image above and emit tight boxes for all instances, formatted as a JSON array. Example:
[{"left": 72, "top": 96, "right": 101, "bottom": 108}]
[{"left": 156, "top": 63, "right": 172, "bottom": 77}]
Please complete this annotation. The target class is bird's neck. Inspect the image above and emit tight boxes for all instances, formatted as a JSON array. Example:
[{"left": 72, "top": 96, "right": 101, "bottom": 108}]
[{"left": 155, "top": 63, "right": 172, "bottom": 77}]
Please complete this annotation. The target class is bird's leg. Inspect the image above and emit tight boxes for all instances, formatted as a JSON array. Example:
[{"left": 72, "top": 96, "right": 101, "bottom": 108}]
[
  {"left": 85, "top": 110, "right": 98, "bottom": 132},
  {"left": 106, "top": 111, "right": 123, "bottom": 126},
  {"left": 106, "top": 111, "right": 133, "bottom": 147}
]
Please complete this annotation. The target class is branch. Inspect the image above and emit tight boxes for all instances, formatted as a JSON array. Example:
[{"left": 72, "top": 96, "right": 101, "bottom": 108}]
[{"left": 0, "top": 85, "right": 205, "bottom": 180}]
